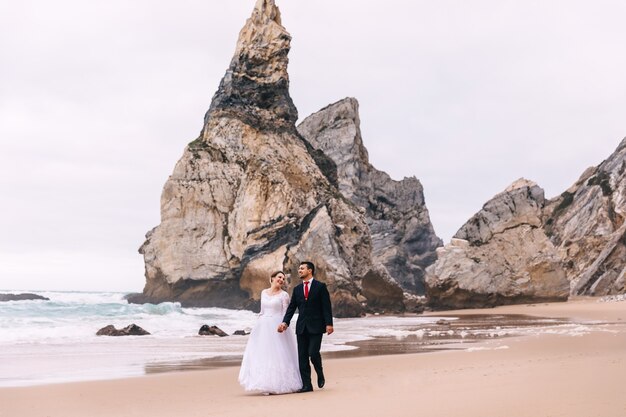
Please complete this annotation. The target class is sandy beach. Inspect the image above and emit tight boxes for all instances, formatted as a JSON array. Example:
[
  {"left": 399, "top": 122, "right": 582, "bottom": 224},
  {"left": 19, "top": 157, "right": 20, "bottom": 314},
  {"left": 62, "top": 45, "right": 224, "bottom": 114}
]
[{"left": 1, "top": 298, "right": 625, "bottom": 417}]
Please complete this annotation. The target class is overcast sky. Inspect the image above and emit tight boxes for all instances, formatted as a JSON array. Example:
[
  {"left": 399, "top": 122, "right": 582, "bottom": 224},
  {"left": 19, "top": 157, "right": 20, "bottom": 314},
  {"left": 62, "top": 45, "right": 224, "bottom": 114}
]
[{"left": 1, "top": 0, "right": 625, "bottom": 292}]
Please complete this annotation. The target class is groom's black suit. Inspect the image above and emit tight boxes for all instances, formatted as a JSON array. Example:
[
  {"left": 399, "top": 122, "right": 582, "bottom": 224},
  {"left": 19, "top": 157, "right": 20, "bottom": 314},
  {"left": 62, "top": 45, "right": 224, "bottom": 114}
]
[{"left": 282, "top": 279, "right": 333, "bottom": 390}]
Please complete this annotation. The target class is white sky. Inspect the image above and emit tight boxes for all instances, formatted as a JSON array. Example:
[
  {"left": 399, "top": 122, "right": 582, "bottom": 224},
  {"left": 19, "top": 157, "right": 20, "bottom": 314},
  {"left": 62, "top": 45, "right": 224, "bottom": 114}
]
[{"left": 1, "top": 0, "right": 625, "bottom": 292}]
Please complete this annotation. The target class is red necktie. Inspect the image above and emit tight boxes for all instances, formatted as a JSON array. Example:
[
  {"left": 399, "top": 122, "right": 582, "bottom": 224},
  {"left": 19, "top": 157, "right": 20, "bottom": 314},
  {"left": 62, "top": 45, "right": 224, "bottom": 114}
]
[{"left": 304, "top": 281, "right": 309, "bottom": 300}]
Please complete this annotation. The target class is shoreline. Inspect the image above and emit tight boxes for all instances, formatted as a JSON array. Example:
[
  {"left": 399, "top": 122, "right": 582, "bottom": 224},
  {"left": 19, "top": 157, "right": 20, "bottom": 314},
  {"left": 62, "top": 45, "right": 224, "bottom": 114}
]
[
  {"left": 2, "top": 298, "right": 625, "bottom": 417},
  {"left": 141, "top": 311, "right": 582, "bottom": 371},
  {"left": 1, "top": 297, "right": 619, "bottom": 385},
  {"left": 2, "top": 307, "right": 597, "bottom": 388}
]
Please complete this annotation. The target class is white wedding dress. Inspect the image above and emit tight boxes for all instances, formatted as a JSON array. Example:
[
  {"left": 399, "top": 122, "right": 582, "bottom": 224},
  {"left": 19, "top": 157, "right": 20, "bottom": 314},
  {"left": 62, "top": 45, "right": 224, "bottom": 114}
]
[{"left": 238, "top": 289, "right": 302, "bottom": 394}]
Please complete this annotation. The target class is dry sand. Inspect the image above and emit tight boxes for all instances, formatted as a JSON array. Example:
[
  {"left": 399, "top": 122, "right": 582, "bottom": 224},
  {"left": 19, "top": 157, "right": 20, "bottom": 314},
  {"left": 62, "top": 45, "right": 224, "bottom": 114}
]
[{"left": 1, "top": 298, "right": 625, "bottom": 417}]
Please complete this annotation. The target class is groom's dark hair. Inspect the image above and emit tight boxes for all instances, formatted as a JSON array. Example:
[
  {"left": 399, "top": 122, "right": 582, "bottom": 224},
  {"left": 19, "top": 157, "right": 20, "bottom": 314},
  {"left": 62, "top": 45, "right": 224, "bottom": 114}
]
[{"left": 300, "top": 261, "right": 315, "bottom": 275}]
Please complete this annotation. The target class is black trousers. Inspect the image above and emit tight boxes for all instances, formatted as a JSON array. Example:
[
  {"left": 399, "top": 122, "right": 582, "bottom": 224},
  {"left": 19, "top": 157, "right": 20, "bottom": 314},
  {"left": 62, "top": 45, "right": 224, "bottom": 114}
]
[{"left": 296, "top": 329, "right": 323, "bottom": 387}]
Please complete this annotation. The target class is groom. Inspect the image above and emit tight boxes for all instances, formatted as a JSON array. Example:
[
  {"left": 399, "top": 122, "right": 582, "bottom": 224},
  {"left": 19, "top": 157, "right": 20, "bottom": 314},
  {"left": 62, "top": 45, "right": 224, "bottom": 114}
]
[{"left": 278, "top": 261, "right": 334, "bottom": 393}]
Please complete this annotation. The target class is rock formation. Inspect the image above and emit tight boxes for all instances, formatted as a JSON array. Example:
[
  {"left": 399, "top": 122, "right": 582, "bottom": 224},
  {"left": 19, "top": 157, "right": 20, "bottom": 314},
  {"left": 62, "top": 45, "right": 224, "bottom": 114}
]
[
  {"left": 96, "top": 324, "right": 151, "bottom": 336},
  {"left": 198, "top": 325, "right": 229, "bottom": 337},
  {"left": 427, "top": 138, "right": 626, "bottom": 308},
  {"left": 544, "top": 138, "right": 626, "bottom": 296},
  {"left": 426, "top": 179, "right": 569, "bottom": 309},
  {"left": 132, "top": 0, "right": 431, "bottom": 316},
  {"left": 0, "top": 293, "right": 49, "bottom": 302},
  {"left": 298, "top": 98, "right": 441, "bottom": 294},
  {"left": 132, "top": 0, "right": 626, "bottom": 312}
]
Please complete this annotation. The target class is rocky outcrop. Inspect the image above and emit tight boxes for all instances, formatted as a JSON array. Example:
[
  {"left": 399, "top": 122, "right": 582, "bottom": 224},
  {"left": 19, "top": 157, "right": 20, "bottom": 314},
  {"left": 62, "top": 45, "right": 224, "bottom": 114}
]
[
  {"left": 426, "top": 138, "right": 626, "bottom": 308},
  {"left": 544, "top": 138, "right": 626, "bottom": 296},
  {"left": 426, "top": 179, "right": 569, "bottom": 309},
  {"left": 199, "top": 325, "right": 229, "bottom": 337},
  {"left": 298, "top": 98, "right": 442, "bottom": 294},
  {"left": 0, "top": 293, "right": 49, "bottom": 302},
  {"left": 132, "top": 0, "right": 626, "bottom": 312},
  {"left": 134, "top": 0, "right": 413, "bottom": 317},
  {"left": 96, "top": 324, "right": 151, "bottom": 336}
]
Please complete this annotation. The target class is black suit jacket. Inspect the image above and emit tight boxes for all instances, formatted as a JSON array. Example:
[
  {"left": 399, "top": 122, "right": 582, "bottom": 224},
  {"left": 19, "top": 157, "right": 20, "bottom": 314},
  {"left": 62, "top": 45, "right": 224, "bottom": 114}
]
[{"left": 282, "top": 279, "right": 333, "bottom": 335}]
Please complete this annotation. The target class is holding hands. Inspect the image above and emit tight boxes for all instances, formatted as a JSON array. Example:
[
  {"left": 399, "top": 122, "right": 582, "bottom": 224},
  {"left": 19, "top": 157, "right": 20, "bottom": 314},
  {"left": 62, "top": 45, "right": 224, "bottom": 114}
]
[{"left": 278, "top": 323, "right": 333, "bottom": 335}]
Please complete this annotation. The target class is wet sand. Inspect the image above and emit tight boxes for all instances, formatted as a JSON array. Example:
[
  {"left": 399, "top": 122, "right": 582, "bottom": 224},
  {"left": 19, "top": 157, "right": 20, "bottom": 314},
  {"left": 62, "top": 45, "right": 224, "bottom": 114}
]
[
  {"left": 1, "top": 298, "right": 625, "bottom": 417},
  {"left": 143, "top": 313, "right": 575, "bottom": 374}
]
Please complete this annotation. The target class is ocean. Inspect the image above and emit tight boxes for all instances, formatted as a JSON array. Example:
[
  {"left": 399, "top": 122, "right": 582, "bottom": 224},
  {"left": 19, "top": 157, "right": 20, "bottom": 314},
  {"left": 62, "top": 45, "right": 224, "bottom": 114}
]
[{"left": 0, "top": 290, "right": 446, "bottom": 387}]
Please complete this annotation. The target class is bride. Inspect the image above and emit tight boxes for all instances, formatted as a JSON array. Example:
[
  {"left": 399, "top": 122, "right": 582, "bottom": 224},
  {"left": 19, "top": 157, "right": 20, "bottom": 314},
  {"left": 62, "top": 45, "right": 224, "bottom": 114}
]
[{"left": 238, "top": 271, "right": 302, "bottom": 394}]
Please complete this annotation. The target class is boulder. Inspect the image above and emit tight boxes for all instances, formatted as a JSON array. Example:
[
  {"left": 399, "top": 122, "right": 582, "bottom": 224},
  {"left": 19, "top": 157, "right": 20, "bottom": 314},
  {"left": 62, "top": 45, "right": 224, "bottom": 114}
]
[
  {"left": 96, "top": 324, "right": 151, "bottom": 336},
  {"left": 199, "top": 325, "right": 228, "bottom": 337}
]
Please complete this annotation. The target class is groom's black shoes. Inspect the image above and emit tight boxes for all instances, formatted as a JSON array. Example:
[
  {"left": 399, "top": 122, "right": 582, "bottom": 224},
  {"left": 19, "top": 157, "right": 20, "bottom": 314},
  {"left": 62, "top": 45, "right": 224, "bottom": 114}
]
[
  {"left": 317, "top": 373, "right": 325, "bottom": 389},
  {"left": 297, "top": 386, "right": 313, "bottom": 393}
]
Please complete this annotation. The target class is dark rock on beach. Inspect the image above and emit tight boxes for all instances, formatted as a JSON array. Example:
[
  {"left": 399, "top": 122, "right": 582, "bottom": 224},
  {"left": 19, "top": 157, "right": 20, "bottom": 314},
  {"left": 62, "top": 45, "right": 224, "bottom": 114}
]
[
  {"left": 123, "top": 293, "right": 145, "bottom": 303},
  {"left": 233, "top": 329, "right": 250, "bottom": 336},
  {"left": 0, "top": 293, "right": 49, "bottom": 302},
  {"left": 199, "top": 325, "right": 229, "bottom": 337},
  {"left": 96, "top": 324, "right": 151, "bottom": 336}
]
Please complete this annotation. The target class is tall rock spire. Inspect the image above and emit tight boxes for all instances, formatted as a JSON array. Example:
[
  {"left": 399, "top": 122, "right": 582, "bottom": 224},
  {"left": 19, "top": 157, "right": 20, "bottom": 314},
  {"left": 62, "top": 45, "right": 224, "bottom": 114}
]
[
  {"left": 207, "top": 0, "right": 297, "bottom": 132},
  {"left": 134, "top": 1, "right": 409, "bottom": 317},
  {"left": 252, "top": 0, "right": 282, "bottom": 24}
]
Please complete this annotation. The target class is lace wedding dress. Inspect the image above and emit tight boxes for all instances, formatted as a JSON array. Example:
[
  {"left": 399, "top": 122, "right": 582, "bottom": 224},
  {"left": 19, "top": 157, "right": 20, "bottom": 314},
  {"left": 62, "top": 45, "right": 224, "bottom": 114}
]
[{"left": 238, "top": 289, "right": 302, "bottom": 394}]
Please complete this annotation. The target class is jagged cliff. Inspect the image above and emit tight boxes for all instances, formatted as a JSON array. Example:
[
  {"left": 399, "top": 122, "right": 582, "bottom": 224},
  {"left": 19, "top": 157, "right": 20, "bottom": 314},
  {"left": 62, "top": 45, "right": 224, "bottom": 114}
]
[
  {"left": 134, "top": 0, "right": 626, "bottom": 313},
  {"left": 427, "top": 138, "right": 626, "bottom": 308},
  {"left": 298, "top": 98, "right": 441, "bottom": 294},
  {"left": 131, "top": 0, "right": 438, "bottom": 316},
  {"left": 545, "top": 138, "right": 626, "bottom": 296},
  {"left": 426, "top": 179, "right": 569, "bottom": 309}
]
